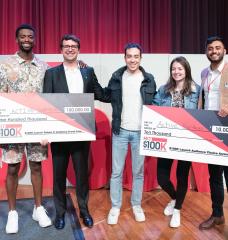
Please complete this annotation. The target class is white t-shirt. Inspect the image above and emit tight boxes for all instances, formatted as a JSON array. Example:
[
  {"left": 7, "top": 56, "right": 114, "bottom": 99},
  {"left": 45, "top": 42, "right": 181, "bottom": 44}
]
[{"left": 120, "top": 70, "right": 143, "bottom": 130}]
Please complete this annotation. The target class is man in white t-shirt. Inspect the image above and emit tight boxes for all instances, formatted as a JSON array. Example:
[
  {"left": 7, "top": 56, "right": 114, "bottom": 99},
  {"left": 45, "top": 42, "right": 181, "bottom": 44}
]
[
  {"left": 106, "top": 43, "right": 156, "bottom": 224},
  {"left": 199, "top": 36, "right": 228, "bottom": 230}
]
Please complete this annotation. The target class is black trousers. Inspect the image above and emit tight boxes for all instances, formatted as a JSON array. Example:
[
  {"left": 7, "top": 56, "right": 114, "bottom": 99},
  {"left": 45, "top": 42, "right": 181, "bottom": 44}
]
[
  {"left": 157, "top": 158, "right": 191, "bottom": 210},
  {"left": 51, "top": 141, "right": 90, "bottom": 217},
  {"left": 223, "top": 166, "right": 228, "bottom": 193},
  {"left": 208, "top": 164, "right": 224, "bottom": 217}
]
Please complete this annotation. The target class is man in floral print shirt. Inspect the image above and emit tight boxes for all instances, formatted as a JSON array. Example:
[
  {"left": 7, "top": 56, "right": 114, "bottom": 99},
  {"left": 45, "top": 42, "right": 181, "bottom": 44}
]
[{"left": 0, "top": 24, "right": 52, "bottom": 234}]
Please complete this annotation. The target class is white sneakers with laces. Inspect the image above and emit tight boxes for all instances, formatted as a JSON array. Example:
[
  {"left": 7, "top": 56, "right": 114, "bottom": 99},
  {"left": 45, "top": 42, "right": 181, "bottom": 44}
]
[
  {"left": 170, "top": 209, "right": 181, "bottom": 228},
  {"left": 107, "top": 205, "right": 145, "bottom": 225},
  {"left": 164, "top": 200, "right": 181, "bottom": 228},
  {"left": 132, "top": 205, "right": 145, "bottom": 222},
  {"left": 164, "top": 199, "right": 176, "bottom": 216},
  {"left": 32, "top": 205, "right": 52, "bottom": 227},
  {"left": 5, "top": 210, "right": 18, "bottom": 234},
  {"left": 6, "top": 205, "right": 51, "bottom": 234},
  {"left": 107, "top": 207, "right": 120, "bottom": 225}
]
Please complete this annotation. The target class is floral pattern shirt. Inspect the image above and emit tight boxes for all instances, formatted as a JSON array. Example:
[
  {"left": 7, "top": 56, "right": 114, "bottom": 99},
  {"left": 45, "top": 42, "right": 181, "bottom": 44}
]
[
  {"left": 0, "top": 53, "right": 48, "bottom": 93},
  {"left": 171, "top": 90, "right": 184, "bottom": 108},
  {"left": 0, "top": 53, "right": 48, "bottom": 165}
]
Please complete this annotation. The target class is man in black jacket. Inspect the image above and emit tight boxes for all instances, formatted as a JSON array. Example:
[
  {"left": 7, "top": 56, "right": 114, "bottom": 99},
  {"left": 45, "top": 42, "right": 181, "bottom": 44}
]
[{"left": 106, "top": 43, "right": 156, "bottom": 224}]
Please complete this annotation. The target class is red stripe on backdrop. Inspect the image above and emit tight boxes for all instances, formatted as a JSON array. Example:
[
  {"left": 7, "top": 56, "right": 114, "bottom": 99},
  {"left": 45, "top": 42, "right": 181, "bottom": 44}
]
[{"left": 0, "top": 0, "right": 171, "bottom": 54}]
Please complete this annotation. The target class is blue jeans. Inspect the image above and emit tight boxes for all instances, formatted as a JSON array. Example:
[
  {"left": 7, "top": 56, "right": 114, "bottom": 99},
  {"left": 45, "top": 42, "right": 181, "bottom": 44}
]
[{"left": 110, "top": 128, "right": 144, "bottom": 208}]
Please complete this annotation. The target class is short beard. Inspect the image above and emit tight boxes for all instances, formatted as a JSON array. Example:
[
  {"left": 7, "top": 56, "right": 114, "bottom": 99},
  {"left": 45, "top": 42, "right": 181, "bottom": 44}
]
[{"left": 207, "top": 55, "right": 224, "bottom": 65}]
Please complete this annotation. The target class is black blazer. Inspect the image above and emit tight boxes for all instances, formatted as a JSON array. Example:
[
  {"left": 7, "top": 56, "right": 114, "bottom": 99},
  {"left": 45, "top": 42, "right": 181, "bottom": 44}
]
[{"left": 43, "top": 63, "right": 104, "bottom": 100}]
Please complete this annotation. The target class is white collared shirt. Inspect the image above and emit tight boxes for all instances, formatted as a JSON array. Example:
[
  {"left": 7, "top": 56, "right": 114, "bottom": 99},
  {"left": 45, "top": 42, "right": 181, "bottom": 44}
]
[
  {"left": 203, "top": 60, "right": 225, "bottom": 110},
  {"left": 63, "top": 64, "right": 84, "bottom": 93}
]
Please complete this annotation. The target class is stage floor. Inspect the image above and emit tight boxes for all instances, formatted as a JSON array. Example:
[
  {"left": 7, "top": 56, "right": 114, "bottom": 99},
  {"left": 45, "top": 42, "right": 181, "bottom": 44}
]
[{"left": 0, "top": 186, "right": 227, "bottom": 240}]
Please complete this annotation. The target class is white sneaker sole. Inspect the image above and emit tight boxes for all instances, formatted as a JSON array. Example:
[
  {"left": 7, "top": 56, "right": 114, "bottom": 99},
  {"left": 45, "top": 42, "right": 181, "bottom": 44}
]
[
  {"left": 170, "top": 223, "right": 180, "bottom": 228},
  {"left": 135, "top": 217, "right": 145, "bottom": 222},
  {"left": 107, "top": 216, "right": 119, "bottom": 225},
  {"left": 107, "top": 220, "right": 118, "bottom": 225},
  {"left": 107, "top": 214, "right": 120, "bottom": 225},
  {"left": 32, "top": 215, "right": 52, "bottom": 228},
  {"left": 6, "top": 227, "right": 18, "bottom": 234}
]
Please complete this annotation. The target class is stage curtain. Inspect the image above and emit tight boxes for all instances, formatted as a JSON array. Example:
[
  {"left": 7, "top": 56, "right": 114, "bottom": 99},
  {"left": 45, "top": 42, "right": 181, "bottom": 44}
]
[
  {"left": 171, "top": 0, "right": 228, "bottom": 53},
  {"left": 0, "top": 0, "right": 171, "bottom": 54},
  {"left": 1, "top": 1, "right": 228, "bottom": 54}
]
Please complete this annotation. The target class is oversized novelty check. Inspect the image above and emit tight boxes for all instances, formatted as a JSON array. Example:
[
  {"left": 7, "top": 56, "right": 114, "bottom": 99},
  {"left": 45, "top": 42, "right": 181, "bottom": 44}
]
[
  {"left": 0, "top": 93, "right": 95, "bottom": 143},
  {"left": 140, "top": 105, "right": 228, "bottom": 166}
]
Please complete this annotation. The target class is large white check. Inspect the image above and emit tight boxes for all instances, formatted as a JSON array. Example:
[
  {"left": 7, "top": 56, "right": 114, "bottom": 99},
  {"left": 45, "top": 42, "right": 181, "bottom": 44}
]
[
  {"left": 140, "top": 105, "right": 228, "bottom": 166},
  {"left": 0, "top": 93, "right": 95, "bottom": 143}
]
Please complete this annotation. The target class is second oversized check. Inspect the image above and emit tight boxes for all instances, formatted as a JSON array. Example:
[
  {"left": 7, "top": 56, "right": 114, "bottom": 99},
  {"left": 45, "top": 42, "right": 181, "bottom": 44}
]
[
  {"left": 140, "top": 105, "right": 228, "bottom": 166},
  {"left": 0, "top": 93, "right": 95, "bottom": 143}
]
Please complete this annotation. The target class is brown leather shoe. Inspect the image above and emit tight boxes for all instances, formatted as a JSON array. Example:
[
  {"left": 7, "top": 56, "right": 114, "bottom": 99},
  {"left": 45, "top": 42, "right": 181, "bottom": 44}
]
[{"left": 199, "top": 216, "right": 225, "bottom": 230}]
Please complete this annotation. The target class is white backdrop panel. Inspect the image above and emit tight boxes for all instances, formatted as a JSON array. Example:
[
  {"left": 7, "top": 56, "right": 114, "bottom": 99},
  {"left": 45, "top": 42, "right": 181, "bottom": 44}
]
[{"left": 1, "top": 53, "right": 227, "bottom": 185}]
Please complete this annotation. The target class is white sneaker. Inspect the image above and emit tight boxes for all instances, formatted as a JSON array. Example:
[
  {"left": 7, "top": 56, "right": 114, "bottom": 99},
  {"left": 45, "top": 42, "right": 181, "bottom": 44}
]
[
  {"left": 170, "top": 209, "right": 180, "bottom": 228},
  {"left": 132, "top": 205, "right": 145, "bottom": 222},
  {"left": 164, "top": 199, "right": 176, "bottom": 216},
  {"left": 32, "top": 205, "right": 52, "bottom": 227},
  {"left": 6, "top": 210, "right": 18, "bottom": 234},
  {"left": 107, "top": 207, "right": 120, "bottom": 225}
]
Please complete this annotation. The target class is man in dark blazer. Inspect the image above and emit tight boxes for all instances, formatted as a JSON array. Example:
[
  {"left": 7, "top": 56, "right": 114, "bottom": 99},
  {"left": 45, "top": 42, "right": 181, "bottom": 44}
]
[{"left": 43, "top": 34, "right": 107, "bottom": 229}]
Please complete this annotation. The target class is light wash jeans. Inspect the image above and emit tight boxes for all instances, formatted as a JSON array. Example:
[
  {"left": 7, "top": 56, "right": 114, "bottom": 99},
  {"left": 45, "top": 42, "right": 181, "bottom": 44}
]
[{"left": 110, "top": 128, "right": 144, "bottom": 208}]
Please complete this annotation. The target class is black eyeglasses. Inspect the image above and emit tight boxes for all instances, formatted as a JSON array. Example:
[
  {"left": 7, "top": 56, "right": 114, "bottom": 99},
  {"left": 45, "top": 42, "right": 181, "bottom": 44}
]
[{"left": 62, "top": 45, "right": 79, "bottom": 49}]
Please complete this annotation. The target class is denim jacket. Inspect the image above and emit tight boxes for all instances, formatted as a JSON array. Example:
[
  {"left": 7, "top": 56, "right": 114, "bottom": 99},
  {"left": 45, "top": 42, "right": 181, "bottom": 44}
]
[{"left": 153, "top": 82, "right": 200, "bottom": 109}]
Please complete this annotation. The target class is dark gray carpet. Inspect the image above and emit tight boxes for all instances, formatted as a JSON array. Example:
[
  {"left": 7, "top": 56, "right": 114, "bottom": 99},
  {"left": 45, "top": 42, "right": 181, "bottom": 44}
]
[{"left": 0, "top": 195, "right": 85, "bottom": 240}]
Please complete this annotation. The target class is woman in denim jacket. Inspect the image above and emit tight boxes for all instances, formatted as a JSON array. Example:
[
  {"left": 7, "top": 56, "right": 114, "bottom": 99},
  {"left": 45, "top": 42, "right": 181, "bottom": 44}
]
[{"left": 153, "top": 56, "right": 200, "bottom": 228}]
